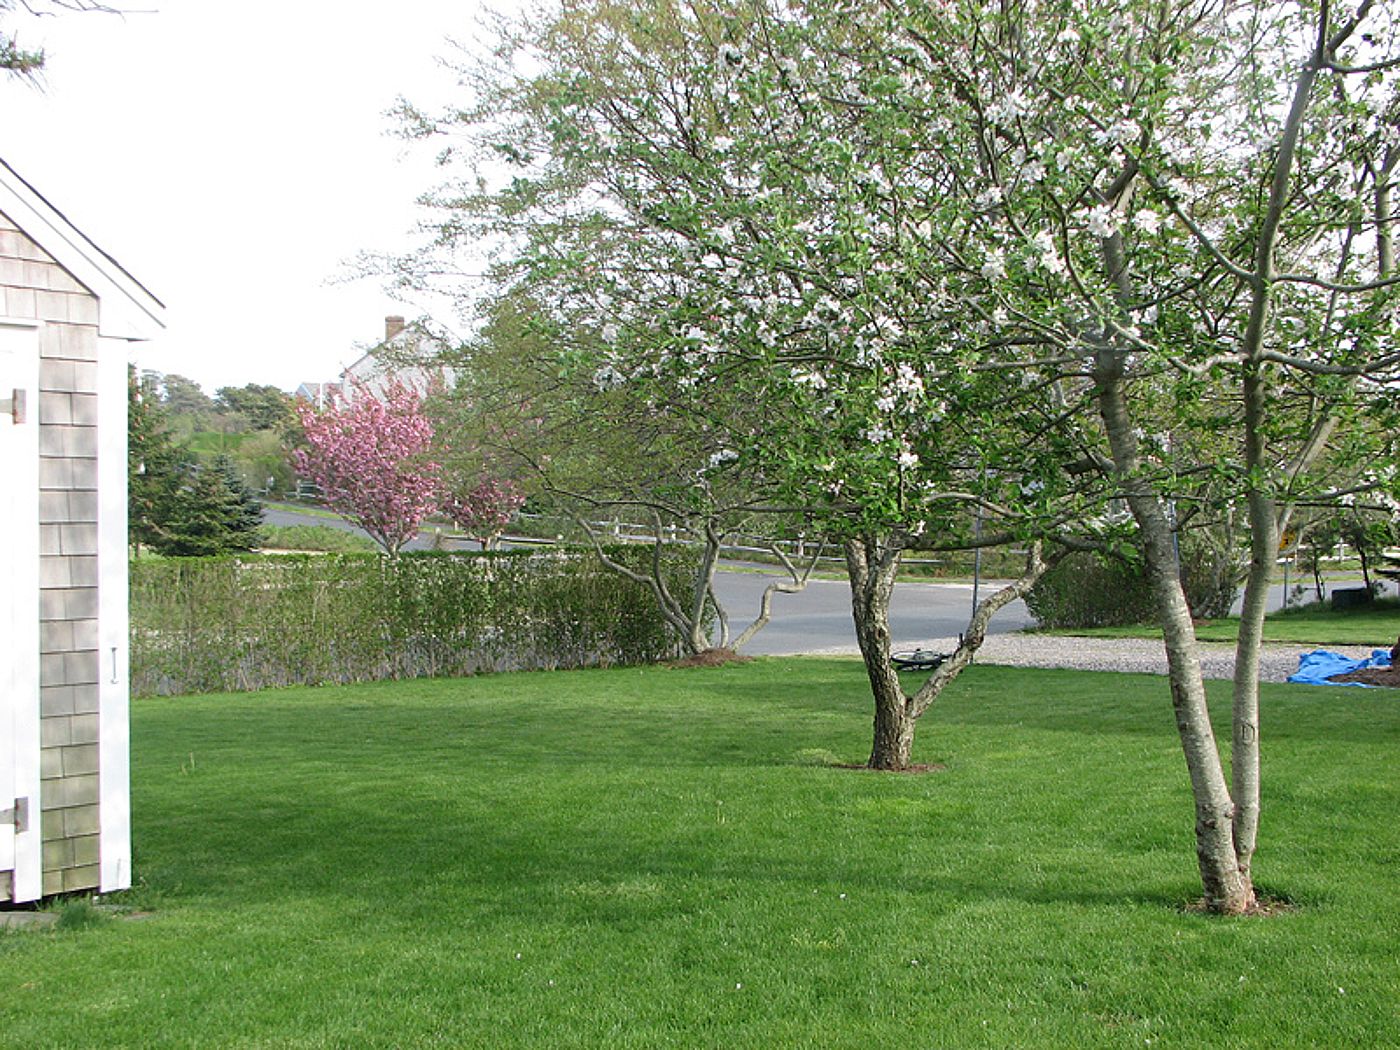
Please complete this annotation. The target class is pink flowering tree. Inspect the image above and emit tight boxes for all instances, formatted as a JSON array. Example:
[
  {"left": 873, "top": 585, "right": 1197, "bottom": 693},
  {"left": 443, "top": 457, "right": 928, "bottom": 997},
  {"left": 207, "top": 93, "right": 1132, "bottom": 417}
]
[
  {"left": 440, "top": 475, "right": 526, "bottom": 550},
  {"left": 293, "top": 380, "right": 439, "bottom": 555}
]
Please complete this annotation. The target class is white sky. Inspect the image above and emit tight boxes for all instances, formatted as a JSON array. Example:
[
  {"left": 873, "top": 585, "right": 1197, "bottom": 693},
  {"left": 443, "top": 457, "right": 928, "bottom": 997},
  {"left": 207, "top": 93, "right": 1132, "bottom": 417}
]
[{"left": 4, "top": 0, "right": 491, "bottom": 395}]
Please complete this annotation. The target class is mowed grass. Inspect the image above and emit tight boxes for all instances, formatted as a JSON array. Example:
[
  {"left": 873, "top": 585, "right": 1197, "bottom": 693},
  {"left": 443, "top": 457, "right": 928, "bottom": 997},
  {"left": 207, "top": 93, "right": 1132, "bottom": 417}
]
[
  {"left": 3, "top": 660, "right": 1398, "bottom": 1048},
  {"left": 1049, "top": 599, "right": 1400, "bottom": 647}
]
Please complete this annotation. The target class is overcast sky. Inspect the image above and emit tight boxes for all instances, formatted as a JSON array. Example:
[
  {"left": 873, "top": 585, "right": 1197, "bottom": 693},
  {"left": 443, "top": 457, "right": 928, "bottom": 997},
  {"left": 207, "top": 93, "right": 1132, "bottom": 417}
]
[{"left": 4, "top": 0, "right": 490, "bottom": 395}]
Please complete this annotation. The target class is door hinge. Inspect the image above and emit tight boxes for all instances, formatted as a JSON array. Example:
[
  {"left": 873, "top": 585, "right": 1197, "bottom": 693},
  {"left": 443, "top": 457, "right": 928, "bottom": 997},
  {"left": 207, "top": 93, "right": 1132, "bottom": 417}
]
[
  {"left": 0, "top": 388, "right": 26, "bottom": 423},
  {"left": 0, "top": 798, "right": 29, "bottom": 833}
]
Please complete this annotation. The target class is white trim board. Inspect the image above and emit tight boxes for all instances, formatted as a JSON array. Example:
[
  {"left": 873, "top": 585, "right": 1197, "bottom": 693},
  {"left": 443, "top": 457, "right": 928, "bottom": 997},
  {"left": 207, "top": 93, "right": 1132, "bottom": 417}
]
[
  {"left": 97, "top": 337, "right": 131, "bottom": 892},
  {"left": 0, "top": 320, "right": 42, "bottom": 902},
  {"left": 0, "top": 157, "right": 164, "bottom": 342}
]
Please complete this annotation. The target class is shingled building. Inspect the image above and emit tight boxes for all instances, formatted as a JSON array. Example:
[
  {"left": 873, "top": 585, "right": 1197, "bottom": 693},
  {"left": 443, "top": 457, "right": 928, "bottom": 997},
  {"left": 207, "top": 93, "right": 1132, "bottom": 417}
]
[{"left": 1, "top": 157, "right": 163, "bottom": 901}]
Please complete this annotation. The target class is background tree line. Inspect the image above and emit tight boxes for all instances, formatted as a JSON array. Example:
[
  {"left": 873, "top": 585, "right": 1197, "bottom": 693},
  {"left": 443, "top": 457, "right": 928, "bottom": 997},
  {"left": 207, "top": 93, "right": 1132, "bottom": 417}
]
[{"left": 127, "top": 368, "right": 294, "bottom": 556}]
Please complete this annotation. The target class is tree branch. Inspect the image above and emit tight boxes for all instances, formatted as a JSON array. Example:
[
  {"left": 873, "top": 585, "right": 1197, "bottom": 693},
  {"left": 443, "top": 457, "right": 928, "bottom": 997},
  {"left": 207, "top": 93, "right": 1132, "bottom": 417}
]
[{"left": 729, "top": 542, "right": 826, "bottom": 651}]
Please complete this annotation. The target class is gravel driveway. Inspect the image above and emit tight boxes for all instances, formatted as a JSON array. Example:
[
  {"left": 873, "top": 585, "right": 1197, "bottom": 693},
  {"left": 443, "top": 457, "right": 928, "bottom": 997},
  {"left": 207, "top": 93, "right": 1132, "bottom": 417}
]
[{"left": 805, "top": 633, "right": 1374, "bottom": 683}]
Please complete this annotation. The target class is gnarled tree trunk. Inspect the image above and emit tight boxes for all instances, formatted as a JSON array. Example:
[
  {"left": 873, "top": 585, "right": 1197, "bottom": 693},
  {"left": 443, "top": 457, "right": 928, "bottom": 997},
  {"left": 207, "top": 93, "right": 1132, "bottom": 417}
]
[
  {"left": 578, "top": 506, "right": 821, "bottom": 656},
  {"left": 845, "top": 534, "right": 913, "bottom": 770},
  {"left": 846, "top": 533, "right": 1058, "bottom": 772}
]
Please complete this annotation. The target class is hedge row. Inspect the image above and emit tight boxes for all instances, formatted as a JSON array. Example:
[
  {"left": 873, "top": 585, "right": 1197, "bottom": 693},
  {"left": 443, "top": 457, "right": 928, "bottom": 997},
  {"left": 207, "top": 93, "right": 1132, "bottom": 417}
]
[
  {"left": 1024, "top": 540, "right": 1241, "bottom": 629},
  {"left": 130, "top": 549, "right": 684, "bottom": 696}
]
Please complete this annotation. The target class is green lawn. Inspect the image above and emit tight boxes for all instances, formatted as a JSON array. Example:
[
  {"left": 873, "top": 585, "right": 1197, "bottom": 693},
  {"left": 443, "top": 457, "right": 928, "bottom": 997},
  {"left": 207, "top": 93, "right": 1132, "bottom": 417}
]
[
  {"left": 1048, "top": 599, "right": 1400, "bottom": 647},
  {"left": 4, "top": 661, "right": 1398, "bottom": 1047},
  {"left": 262, "top": 499, "right": 348, "bottom": 522},
  {"left": 259, "top": 523, "right": 377, "bottom": 553}
]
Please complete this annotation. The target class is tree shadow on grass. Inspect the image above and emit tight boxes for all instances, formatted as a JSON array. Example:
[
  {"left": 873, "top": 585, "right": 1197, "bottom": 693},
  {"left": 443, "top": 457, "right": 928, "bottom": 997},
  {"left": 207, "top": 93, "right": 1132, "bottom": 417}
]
[{"left": 131, "top": 661, "right": 1385, "bottom": 932}]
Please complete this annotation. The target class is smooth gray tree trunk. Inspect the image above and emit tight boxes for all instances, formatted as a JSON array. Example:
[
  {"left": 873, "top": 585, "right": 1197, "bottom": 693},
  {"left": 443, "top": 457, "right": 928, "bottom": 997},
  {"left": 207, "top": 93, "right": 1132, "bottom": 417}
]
[{"left": 1095, "top": 345, "right": 1255, "bottom": 914}]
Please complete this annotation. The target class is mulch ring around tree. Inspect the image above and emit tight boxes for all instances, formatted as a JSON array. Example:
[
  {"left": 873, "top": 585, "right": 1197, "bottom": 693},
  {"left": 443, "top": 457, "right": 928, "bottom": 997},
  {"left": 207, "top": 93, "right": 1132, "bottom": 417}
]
[
  {"left": 1329, "top": 665, "right": 1400, "bottom": 688},
  {"left": 667, "top": 648, "right": 754, "bottom": 669},
  {"left": 1184, "top": 893, "right": 1296, "bottom": 918}
]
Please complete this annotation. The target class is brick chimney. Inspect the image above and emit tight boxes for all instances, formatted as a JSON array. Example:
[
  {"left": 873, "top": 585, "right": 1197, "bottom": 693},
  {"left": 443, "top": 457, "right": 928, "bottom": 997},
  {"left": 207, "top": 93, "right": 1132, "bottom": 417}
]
[{"left": 385, "top": 315, "right": 406, "bottom": 342}]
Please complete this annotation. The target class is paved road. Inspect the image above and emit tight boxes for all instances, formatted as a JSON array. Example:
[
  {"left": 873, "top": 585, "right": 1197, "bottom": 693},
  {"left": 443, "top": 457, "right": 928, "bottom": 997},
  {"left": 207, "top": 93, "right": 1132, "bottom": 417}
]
[
  {"left": 709, "top": 569, "right": 1030, "bottom": 655},
  {"left": 263, "top": 505, "right": 461, "bottom": 551}
]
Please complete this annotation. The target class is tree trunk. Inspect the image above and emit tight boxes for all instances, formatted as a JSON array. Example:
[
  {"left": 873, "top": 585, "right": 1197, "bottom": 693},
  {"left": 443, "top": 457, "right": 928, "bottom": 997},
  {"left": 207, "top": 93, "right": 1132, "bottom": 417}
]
[
  {"left": 1225, "top": 10, "right": 1332, "bottom": 901},
  {"left": 1229, "top": 367, "right": 1274, "bottom": 891},
  {"left": 578, "top": 510, "right": 705, "bottom": 656},
  {"left": 1095, "top": 347, "right": 1255, "bottom": 914},
  {"left": 905, "top": 542, "right": 1059, "bottom": 718},
  {"left": 845, "top": 535, "right": 915, "bottom": 770}
]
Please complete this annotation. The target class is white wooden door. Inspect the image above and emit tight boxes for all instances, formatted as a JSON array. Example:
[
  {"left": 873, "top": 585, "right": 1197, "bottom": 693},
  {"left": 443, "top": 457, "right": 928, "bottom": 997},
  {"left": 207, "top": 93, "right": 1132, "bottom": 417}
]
[{"left": 0, "top": 322, "right": 41, "bottom": 902}]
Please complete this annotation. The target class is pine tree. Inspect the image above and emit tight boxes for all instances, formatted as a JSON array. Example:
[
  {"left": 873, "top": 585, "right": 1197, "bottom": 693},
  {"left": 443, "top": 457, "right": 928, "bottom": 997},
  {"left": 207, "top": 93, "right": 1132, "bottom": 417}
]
[
  {"left": 212, "top": 454, "right": 265, "bottom": 549},
  {"left": 127, "top": 365, "right": 188, "bottom": 555},
  {"left": 129, "top": 368, "right": 265, "bottom": 557},
  {"left": 162, "top": 456, "right": 264, "bottom": 557}
]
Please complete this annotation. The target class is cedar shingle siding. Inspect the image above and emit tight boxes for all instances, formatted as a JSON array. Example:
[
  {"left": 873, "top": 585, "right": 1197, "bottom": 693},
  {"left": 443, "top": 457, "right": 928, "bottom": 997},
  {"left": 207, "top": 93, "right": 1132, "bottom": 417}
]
[{"left": 1, "top": 207, "right": 105, "bottom": 895}]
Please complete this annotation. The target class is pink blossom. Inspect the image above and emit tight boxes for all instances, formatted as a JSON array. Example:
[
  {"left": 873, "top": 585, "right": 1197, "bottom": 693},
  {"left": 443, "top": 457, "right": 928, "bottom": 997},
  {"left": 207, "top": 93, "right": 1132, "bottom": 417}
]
[
  {"left": 441, "top": 477, "right": 526, "bottom": 549},
  {"left": 294, "top": 380, "right": 439, "bottom": 554}
]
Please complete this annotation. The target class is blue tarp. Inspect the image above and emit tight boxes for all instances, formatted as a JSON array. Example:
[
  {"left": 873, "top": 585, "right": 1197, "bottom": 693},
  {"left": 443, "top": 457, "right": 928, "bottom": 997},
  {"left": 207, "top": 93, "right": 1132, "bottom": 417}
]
[{"left": 1287, "top": 648, "right": 1393, "bottom": 687}]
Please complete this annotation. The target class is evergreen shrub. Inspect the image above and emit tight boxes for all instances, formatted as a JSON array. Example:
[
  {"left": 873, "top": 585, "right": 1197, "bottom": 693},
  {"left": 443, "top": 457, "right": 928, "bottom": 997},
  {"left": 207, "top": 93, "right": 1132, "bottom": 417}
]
[
  {"left": 130, "top": 548, "right": 684, "bottom": 696},
  {"left": 1026, "top": 539, "right": 1241, "bottom": 629}
]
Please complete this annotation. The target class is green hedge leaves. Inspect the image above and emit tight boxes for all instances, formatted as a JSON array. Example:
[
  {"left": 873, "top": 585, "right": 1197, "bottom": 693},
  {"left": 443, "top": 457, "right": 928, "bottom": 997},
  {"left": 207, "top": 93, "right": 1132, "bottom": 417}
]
[{"left": 130, "top": 549, "right": 684, "bottom": 696}]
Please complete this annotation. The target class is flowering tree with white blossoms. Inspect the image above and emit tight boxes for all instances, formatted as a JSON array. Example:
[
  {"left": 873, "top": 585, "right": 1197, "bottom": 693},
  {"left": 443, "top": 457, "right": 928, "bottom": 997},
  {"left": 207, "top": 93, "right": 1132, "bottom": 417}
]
[
  {"left": 393, "top": 0, "right": 1129, "bottom": 767},
  {"left": 397, "top": 0, "right": 1399, "bottom": 910},
  {"left": 828, "top": 0, "right": 1400, "bottom": 912}
]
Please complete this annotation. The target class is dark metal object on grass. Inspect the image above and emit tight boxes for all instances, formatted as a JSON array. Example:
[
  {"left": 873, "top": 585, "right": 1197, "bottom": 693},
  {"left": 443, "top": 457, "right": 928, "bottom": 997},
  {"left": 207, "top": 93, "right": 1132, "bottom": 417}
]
[{"left": 891, "top": 649, "right": 949, "bottom": 672}]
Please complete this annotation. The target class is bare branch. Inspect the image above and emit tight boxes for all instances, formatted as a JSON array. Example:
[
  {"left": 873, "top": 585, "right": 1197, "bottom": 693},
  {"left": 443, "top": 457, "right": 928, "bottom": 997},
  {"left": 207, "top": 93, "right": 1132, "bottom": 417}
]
[
  {"left": 729, "top": 542, "right": 826, "bottom": 651},
  {"left": 908, "top": 542, "right": 1064, "bottom": 721},
  {"left": 1324, "top": 55, "right": 1400, "bottom": 74},
  {"left": 1163, "top": 351, "right": 1246, "bottom": 377},
  {"left": 1270, "top": 270, "right": 1400, "bottom": 294},
  {"left": 1139, "top": 169, "right": 1255, "bottom": 283},
  {"left": 1257, "top": 349, "right": 1400, "bottom": 375}
]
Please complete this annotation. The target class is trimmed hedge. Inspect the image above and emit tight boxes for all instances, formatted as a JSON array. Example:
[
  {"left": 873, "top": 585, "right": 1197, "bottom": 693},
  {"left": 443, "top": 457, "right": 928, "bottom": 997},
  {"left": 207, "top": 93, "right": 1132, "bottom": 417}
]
[
  {"left": 1024, "top": 552, "right": 1157, "bottom": 628},
  {"left": 130, "top": 549, "right": 684, "bottom": 696},
  {"left": 1025, "top": 540, "right": 1241, "bottom": 629}
]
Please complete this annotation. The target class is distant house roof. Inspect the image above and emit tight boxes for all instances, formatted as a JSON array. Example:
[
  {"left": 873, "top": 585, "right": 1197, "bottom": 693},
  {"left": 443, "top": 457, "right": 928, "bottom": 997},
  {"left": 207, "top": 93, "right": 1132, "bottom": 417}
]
[
  {"left": 297, "top": 318, "right": 454, "bottom": 410},
  {"left": 294, "top": 381, "right": 342, "bottom": 407},
  {"left": 0, "top": 155, "right": 165, "bottom": 341},
  {"left": 337, "top": 316, "right": 452, "bottom": 402}
]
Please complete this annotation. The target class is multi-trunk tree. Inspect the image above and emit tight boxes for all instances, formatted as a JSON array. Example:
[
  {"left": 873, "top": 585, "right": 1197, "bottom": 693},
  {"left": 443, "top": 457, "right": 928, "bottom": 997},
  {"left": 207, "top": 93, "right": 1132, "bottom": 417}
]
[
  {"left": 428, "top": 292, "right": 827, "bottom": 657},
  {"left": 810, "top": 0, "right": 1398, "bottom": 912}
]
